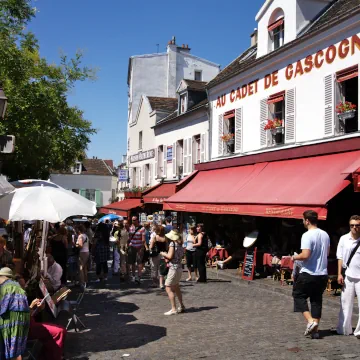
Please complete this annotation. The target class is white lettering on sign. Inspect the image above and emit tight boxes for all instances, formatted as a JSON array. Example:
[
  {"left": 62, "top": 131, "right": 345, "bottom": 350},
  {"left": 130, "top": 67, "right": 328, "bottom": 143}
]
[{"left": 130, "top": 149, "right": 155, "bottom": 163}]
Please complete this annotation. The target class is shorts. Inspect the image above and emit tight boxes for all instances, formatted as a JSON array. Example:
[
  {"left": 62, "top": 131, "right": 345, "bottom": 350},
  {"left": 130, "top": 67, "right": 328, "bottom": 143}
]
[
  {"left": 186, "top": 251, "right": 196, "bottom": 270},
  {"left": 165, "top": 268, "right": 183, "bottom": 286},
  {"left": 127, "top": 246, "right": 144, "bottom": 265}
]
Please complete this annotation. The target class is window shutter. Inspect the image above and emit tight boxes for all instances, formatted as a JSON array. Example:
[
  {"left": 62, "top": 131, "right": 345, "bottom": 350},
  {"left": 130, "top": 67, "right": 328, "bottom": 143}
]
[
  {"left": 183, "top": 139, "right": 188, "bottom": 174},
  {"left": 200, "top": 133, "right": 206, "bottom": 163},
  {"left": 95, "top": 190, "right": 102, "bottom": 207},
  {"left": 172, "top": 142, "right": 177, "bottom": 177},
  {"left": 260, "top": 98, "right": 269, "bottom": 148},
  {"left": 154, "top": 148, "right": 158, "bottom": 179},
  {"left": 148, "top": 164, "right": 152, "bottom": 185},
  {"left": 188, "top": 138, "right": 193, "bottom": 173},
  {"left": 163, "top": 145, "right": 167, "bottom": 178},
  {"left": 79, "top": 189, "right": 86, "bottom": 197},
  {"left": 235, "top": 107, "right": 243, "bottom": 152},
  {"left": 324, "top": 74, "right": 335, "bottom": 137},
  {"left": 141, "top": 165, "right": 145, "bottom": 187},
  {"left": 285, "top": 88, "right": 296, "bottom": 143},
  {"left": 218, "top": 114, "right": 223, "bottom": 156}
]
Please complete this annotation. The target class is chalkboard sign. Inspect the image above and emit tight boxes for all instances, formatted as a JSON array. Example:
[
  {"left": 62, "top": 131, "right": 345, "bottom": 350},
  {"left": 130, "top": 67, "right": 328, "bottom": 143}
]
[{"left": 242, "top": 247, "right": 257, "bottom": 281}]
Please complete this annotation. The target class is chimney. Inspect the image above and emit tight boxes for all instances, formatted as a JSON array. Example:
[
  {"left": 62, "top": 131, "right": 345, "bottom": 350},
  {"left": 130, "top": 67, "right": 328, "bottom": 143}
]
[
  {"left": 250, "top": 28, "right": 258, "bottom": 47},
  {"left": 182, "top": 44, "right": 185, "bottom": 48}
]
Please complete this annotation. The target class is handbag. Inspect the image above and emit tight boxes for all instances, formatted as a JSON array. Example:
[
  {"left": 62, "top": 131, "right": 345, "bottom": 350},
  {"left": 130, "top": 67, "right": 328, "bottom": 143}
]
[{"left": 341, "top": 240, "right": 360, "bottom": 279}]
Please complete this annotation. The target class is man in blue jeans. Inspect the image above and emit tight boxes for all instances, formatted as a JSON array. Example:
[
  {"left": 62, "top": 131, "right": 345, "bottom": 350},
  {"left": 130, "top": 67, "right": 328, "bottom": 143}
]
[{"left": 292, "top": 210, "right": 330, "bottom": 337}]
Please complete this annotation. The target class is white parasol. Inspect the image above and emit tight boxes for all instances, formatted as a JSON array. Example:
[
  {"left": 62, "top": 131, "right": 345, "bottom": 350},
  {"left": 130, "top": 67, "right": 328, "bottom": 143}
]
[{"left": 0, "top": 185, "right": 97, "bottom": 222}]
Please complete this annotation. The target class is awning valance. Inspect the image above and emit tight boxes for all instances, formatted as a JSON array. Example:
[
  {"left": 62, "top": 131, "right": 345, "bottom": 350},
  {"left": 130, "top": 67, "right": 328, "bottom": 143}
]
[
  {"left": 99, "top": 199, "right": 142, "bottom": 217},
  {"left": 336, "top": 65, "right": 358, "bottom": 83},
  {"left": 268, "top": 18, "right": 284, "bottom": 32},
  {"left": 164, "top": 151, "right": 360, "bottom": 220},
  {"left": 267, "top": 91, "right": 285, "bottom": 104},
  {"left": 142, "top": 183, "right": 177, "bottom": 204},
  {"left": 224, "top": 110, "right": 235, "bottom": 119}
]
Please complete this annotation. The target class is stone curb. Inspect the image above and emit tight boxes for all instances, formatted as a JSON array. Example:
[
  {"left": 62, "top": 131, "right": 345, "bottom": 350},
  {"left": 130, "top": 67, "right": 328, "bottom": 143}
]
[{"left": 207, "top": 267, "right": 359, "bottom": 311}]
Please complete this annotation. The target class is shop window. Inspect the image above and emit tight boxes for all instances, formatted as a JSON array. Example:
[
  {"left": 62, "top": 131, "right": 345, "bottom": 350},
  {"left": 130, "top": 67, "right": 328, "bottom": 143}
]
[
  {"left": 195, "top": 70, "right": 202, "bottom": 81},
  {"left": 139, "top": 131, "right": 142, "bottom": 150},
  {"left": 268, "top": 16, "right": 284, "bottom": 52},
  {"left": 223, "top": 110, "right": 235, "bottom": 153},
  {"left": 193, "top": 135, "right": 201, "bottom": 164},
  {"left": 85, "top": 189, "right": 96, "bottom": 202},
  {"left": 336, "top": 66, "right": 358, "bottom": 134}
]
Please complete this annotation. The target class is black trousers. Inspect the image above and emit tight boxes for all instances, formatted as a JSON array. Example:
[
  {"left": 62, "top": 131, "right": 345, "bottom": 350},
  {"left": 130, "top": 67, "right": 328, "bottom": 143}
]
[
  {"left": 96, "top": 261, "right": 108, "bottom": 276},
  {"left": 195, "top": 249, "right": 207, "bottom": 282},
  {"left": 292, "top": 272, "right": 328, "bottom": 319}
]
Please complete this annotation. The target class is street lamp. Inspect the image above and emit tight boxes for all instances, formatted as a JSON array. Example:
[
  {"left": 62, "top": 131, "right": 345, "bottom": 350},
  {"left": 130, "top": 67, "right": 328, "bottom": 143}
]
[{"left": 0, "top": 87, "right": 8, "bottom": 120}]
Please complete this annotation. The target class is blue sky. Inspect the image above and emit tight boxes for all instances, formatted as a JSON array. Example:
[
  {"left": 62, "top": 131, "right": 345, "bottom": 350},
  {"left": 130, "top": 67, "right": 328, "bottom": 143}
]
[{"left": 28, "top": 0, "right": 263, "bottom": 165}]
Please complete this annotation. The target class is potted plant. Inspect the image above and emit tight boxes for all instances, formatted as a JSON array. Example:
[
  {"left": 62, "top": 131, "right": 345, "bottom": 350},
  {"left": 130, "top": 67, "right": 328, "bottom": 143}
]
[
  {"left": 264, "top": 118, "right": 284, "bottom": 145},
  {"left": 336, "top": 101, "right": 357, "bottom": 122},
  {"left": 220, "top": 133, "right": 235, "bottom": 145}
]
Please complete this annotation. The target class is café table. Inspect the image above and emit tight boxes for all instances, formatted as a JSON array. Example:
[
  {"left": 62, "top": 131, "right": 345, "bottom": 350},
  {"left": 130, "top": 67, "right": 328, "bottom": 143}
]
[
  {"left": 207, "top": 247, "right": 229, "bottom": 261},
  {"left": 263, "top": 253, "right": 273, "bottom": 267},
  {"left": 280, "top": 256, "right": 294, "bottom": 285}
]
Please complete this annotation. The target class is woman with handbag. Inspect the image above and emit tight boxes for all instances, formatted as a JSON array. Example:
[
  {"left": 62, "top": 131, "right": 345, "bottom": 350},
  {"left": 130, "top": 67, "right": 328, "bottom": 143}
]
[{"left": 149, "top": 225, "right": 167, "bottom": 289}]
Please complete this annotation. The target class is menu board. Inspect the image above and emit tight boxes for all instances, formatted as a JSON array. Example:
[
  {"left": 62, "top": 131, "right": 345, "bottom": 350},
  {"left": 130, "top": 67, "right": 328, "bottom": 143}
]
[{"left": 242, "top": 247, "right": 257, "bottom": 281}]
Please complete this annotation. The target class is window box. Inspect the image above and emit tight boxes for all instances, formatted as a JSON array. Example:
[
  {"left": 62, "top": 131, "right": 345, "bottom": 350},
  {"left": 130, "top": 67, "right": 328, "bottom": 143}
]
[
  {"left": 270, "top": 126, "right": 285, "bottom": 145},
  {"left": 338, "top": 110, "right": 356, "bottom": 122}
]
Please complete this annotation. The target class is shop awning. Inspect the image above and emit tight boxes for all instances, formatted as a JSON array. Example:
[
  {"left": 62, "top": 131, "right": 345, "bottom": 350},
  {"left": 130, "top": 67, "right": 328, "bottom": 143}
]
[
  {"left": 143, "top": 183, "right": 177, "bottom": 204},
  {"left": 163, "top": 151, "right": 360, "bottom": 220},
  {"left": 99, "top": 199, "right": 142, "bottom": 217}
]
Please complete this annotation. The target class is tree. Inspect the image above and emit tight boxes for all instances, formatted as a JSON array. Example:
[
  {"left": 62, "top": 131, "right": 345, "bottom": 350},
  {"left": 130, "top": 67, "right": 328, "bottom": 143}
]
[{"left": 0, "top": 0, "right": 96, "bottom": 180}]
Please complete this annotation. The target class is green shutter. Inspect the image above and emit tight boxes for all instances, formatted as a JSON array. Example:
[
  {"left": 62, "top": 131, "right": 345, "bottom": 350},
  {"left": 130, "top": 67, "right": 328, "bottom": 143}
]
[
  {"left": 95, "top": 189, "right": 102, "bottom": 207},
  {"left": 79, "top": 189, "right": 86, "bottom": 197}
]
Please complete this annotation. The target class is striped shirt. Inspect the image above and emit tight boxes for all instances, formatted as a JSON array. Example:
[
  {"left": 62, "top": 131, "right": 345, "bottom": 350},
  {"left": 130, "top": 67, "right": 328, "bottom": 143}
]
[{"left": 129, "top": 225, "right": 145, "bottom": 248}]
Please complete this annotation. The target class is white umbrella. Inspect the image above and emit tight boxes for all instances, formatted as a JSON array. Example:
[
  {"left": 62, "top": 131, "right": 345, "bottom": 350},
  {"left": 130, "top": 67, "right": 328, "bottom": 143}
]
[{"left": 0, "top": 185, "right": 97, "bottom": 222}]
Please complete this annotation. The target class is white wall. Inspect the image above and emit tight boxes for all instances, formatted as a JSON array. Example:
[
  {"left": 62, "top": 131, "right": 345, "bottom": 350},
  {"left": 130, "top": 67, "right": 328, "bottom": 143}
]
[
  {"left": 209, "top": 21, "right": 360, "bottom": 160},
  {"left": 50, "top": 174, "right": 117, "bottom": 207}
]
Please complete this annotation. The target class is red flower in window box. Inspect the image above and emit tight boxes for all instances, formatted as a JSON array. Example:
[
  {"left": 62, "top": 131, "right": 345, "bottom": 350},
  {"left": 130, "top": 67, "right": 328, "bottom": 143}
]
[
  {"left": 220, "top": 133, "right": 235, "bottom": 142},
  {"left": 336, "top": 101, "right": 357, "bottom": 114},
  {"left": 264, "top": 118, "right": 283, "bottom": 131}
]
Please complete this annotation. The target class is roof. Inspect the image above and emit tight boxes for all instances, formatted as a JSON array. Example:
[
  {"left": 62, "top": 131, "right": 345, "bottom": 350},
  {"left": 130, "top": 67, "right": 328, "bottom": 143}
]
[
  {"left": 147, "top": 97, "right": 178, "bottom": 112},
  {"left": 207, "top": 0, "right": 360, "bottom": 89},
  {"left": 182, "top": 79, "right": 207, "bottom": 91},
  {"left": 154, "top": 98, "right": 208, "bottom": 128},
  {"left": 52, "top": 159, "right": 116, "bottom": 176},
  {"left": 104, "top": 160, "right": 114, "bottom": 169}
]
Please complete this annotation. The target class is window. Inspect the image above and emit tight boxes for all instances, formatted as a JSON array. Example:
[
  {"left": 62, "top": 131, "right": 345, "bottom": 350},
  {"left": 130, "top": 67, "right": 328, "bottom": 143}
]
[
  {"left": 139, "top": 131, "right": 142, "bottom": 150},
  {"left": 85, "top": 189, "right": 96, "bottom": 202},
  {"left": 193, "top": 135, "right": 201, "bottom": 164},
  {"left": 157, "top": 146, "right": 164, "bottom": 177},
  {"left": 180, "top": 94, "right": 187, "bottom": 114},
  {"left": 268, "top": 17, "right": 284, "bottom": 51},
  {"left": 73, "top": 161, "right": 82, "bottom": 174},
  {"left": 268, "top": 92, "right": 285, "bottom": 145},
  {"left": 145, "top": 164, "right": 150, "bottom": 186},
  {"left": 72, "top": 189, "right": 80, "bottom": 194},
  {"left": 194, "top": 71, "right": 202, "bottom": 81},
  {"left": 176, "top": 140, "right": 184, "bottom": 175},
  {"left": 223, "top": 111, "right": 235, "bottom": 153},
  {"left": 336, "top": 66, "right": 358, "bottom": 134}
]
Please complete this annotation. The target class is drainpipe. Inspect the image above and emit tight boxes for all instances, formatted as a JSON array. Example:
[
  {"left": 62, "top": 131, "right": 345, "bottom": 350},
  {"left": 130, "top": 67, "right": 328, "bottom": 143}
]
[{"left": 205, "top": 88, "right": 212, "bottom": 163}]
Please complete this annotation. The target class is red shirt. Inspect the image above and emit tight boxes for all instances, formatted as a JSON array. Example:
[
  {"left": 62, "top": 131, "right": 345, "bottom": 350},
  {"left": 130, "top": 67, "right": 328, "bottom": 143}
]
[{"left": 129, "top": 225, "right": 145, "bottom": 248}]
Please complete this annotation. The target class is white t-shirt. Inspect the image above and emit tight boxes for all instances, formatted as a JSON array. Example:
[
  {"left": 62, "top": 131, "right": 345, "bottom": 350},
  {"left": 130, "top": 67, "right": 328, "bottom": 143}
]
[
  {"left": 336, "top": 232, "right": 360, "bottom": 279},
  {"left": 186, "top": 234, "right": 195, "bottom": 251},
  {"left": 300, "top": 228, "right": 330, "bottom": 276},
  {"left": 78, "top": 234, "right": 89, "bottom": 253}
]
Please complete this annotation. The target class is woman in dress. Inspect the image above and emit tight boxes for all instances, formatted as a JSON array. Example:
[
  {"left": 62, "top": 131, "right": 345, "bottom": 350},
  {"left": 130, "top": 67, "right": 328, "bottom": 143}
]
[
  {"left": 193, "top": 223, "right": 208, "bottom": 283},
  {"left": 160, "top": 230, "right": 185, "bottom": 315},
  {"left": 50, "top": 225, "right": 68, "bottom": 285},
  {"left": 76, "top": 224, "right": 89, "bottom": 286},
  {"left": 149, "top": 225, "right": 167, "bottom": 288},
  {"left": 185, "top": 226, "right": 198, "bottom": 281},
  {"left": 0, "top": 267, "right": 30, "bottom": 360}
]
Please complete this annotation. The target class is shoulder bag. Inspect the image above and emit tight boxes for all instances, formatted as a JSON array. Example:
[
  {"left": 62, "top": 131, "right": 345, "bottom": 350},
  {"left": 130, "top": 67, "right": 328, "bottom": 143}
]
[{"left": 341, "top": 240, "right": 360, "bottom": 279}]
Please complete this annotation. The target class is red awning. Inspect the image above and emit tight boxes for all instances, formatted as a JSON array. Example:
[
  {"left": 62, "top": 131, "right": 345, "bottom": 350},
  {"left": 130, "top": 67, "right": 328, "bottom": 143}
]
[
  {"left": 267, "top": 91, "right": 285, "bottom": 104},
  {"left": 99, "top": 199, "right": 142, "bottom": 217},
  {"left": 268, "top": 17, "right": 284, "bottom": 32},
  {"left": 224, "top": 110, "right": 235, "bottom": 119},
  {"left": 336, "top": 65, "right": 358, "bottom": 83},
  {"left": 164, "top": 151, "right": 360, "bottom": 220},
  {"left": 142, "top": 182, "right": 177, "bottom": 204}
]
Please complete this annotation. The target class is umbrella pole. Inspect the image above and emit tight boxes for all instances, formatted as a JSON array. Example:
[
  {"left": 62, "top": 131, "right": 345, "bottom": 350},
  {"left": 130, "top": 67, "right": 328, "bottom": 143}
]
[{"left": 39, "top": 221, "right": 49, "bottom": 275}]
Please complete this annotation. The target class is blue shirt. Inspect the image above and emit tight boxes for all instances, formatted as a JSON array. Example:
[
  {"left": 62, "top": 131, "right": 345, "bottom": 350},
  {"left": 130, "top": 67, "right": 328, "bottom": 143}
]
[
  {"left": 300, "top": 228, "right": 330, "bottom": 276},
  {"left": 165, "top": 224, "right": 173, "bottom": 234}
]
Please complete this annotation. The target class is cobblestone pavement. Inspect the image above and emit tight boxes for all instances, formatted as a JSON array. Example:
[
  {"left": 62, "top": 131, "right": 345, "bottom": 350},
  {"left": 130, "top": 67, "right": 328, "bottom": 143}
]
[{"left": 64, "top": 267, "right": 360, "bottom": 360}]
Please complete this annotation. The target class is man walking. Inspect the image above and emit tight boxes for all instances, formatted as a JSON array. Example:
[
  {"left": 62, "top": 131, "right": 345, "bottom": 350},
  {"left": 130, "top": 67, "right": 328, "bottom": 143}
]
[
  {"left": 164, "top": 217, "right": 173, "bottom": 234},
  {"left": 336, "top": 215, "right": 360, "bottom": 337},
  {"left": 128, "top": 216, "right": 145, "bottom": 284},
  {"left": 292, "top": 210, "right": 330, "bottom": 337}
]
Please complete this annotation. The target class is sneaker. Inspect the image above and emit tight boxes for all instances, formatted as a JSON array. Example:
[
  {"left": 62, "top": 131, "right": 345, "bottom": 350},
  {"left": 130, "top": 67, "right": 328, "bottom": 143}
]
[
  {"left": 185, "top": 278, "right": 192, "bottom": 282},
  {"left": 177, "top": 306, "right": 185, "bottom": 313},
  {"left": 304, "top": 322, "right": 318, "bottom": 336},
  {"left": 164, "top": 309, "right": 177, "bottom": 316},
  {"left": 94, "top": 279, "right": 101, "bottom": 283},
  {"left": 311, "top": 331, "right": 320, "bottom": 339},
  {"left": 356, "top": 335, "right": 360, "bottom": 339},
  {"left": 160, "top": 285, "right": 165, "bottom": 290},
  {"left": 217, "top": 261, "right": 224, "bottom": 269}
]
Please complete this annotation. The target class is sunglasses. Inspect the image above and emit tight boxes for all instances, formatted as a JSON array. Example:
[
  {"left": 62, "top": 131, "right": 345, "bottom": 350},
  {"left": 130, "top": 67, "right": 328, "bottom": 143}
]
[{"left": 350, "top": 224, "right": 360, "bottom": 228}]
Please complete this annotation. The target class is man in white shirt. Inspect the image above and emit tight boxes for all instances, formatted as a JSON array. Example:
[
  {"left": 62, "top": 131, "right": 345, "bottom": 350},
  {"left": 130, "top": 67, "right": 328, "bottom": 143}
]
[
  {"left": 336, "top": 215, "right": 360, "bottom": 337},
  {"left": 44, "top": 254, "right": 63, "bottom": 293},
  {"left": 292, "top": 210, "right": 330, "bottom": 337}
]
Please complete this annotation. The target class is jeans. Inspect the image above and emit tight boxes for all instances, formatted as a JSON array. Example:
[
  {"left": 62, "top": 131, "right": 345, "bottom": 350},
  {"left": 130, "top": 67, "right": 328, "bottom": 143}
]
[
  {"left": 196, "top": 249, "right": 207, "bottom": 282},
  {"left": 292, "top": 272, "right": 328, "bottom": 319}
]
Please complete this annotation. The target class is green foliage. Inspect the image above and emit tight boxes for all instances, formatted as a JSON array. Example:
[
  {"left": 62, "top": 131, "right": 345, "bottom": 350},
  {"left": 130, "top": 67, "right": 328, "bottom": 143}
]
[{"left": 0, "top": 0, "right": 97, "bottom": 180}]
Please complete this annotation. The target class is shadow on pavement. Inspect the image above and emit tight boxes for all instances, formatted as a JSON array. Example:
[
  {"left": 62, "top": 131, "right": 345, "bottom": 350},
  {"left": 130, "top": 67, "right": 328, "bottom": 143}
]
[{"left": 184, "top": 306, "right": 218, "bottom": 313}]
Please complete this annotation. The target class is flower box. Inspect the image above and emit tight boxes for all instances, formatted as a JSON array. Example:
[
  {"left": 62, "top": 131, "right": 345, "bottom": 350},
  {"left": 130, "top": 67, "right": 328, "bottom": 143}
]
[{"left": 338, "top": 110, "right": 356, "bottom": 122}]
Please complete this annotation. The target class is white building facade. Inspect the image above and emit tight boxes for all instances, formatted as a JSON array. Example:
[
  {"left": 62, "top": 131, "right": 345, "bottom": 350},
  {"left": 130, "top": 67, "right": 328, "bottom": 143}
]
[
  {"left": 127, "top": 38, "right": 220, "bottom": 188},
  {"left": 207, "top": 0, "right": 360, "bottom": 161}
]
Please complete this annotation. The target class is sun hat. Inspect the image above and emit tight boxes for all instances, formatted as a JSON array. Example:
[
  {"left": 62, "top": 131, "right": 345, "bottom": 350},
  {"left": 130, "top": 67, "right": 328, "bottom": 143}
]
[
  {"left": 243, "top": 231, "right": 259, "bottom": 248},
  {"left": 0, "top": 267, "right": 14, "bottom": 278},
  {"left": 165, "top": 229, "right": 180, "bottom": 242}
]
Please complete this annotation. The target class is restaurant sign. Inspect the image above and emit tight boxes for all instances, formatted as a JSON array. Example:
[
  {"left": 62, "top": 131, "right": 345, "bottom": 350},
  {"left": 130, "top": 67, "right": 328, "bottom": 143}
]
[{"left": 130, "top": 149, "right": 155, "bottom": 163}]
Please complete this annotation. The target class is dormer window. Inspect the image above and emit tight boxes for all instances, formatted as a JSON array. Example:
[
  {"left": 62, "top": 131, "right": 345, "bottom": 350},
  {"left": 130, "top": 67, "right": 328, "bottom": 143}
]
[
  {"left": 180, "top": 93, "right": 187, "bottom": 114},
  {"left": 268, "top": 17, "right": 284, "bottom": 51},
  {"left": 73, "top": 161, "right": 82, "bottom": 174}
]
